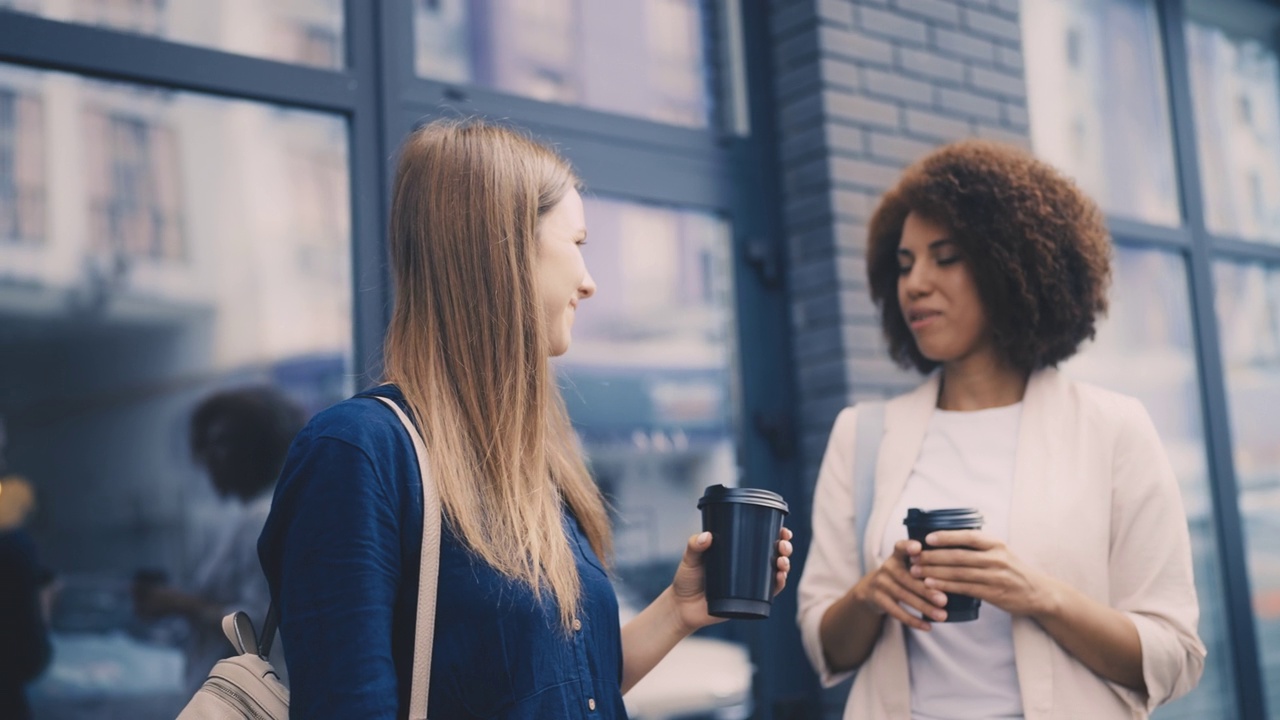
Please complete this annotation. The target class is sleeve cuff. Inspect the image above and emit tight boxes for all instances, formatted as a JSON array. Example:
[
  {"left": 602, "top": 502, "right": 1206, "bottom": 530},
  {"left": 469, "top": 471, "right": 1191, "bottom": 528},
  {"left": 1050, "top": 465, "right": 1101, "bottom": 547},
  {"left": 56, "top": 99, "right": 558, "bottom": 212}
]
[
  {"left": 799, "top": 597, "right": 858, "bottom": 688},
  {"left": 1108, "top": 611, "right": 1205, "bottom": 713}
]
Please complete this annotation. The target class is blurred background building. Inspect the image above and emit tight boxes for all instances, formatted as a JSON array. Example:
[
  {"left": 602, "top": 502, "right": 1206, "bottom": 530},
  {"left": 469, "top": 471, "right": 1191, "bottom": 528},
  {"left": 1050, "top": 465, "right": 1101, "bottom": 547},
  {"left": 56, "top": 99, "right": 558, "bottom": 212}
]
[{"left": 0, "top": 0, "right": 1276, "bottom": 718}]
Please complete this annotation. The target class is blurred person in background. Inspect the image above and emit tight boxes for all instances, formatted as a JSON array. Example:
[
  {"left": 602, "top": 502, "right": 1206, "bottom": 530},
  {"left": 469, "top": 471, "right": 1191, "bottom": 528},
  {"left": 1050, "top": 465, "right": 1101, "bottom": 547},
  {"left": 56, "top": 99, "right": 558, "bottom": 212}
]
[
  {"left": 133, "top": 387, "right": 305, "bottom": 691},
  {"left": 0, "top": 417, "right": 56, "bottom": 720}
]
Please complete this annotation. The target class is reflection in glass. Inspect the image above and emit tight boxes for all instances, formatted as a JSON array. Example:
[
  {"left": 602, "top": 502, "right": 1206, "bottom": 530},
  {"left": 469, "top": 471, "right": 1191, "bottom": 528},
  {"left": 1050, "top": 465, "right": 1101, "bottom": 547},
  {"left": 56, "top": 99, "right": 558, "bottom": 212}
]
[
  {"left": 4, "top": 0, "right": 345, "bottom": 69},
  {"left": 1185, "top": 3, "right": 1280, "bottom": 244},
  {"left": 1063, "top": 247, "right": 1236, "bottom": 718},
  {"left": 414, "top": 0, "right": 712, "bottom": 128},
  {"left": 557, "top": 196, "right": 746, "bottom": 717},
  {"left": 0, "top": 62, "right": 352, "bottom": 715},
  {"left": 0, "top": 65, "right": 45, "bottom": 245},
  {"left": 1214, "top": 261, "right": 1280, "bottom": 718},
  {"left": 563, "top": 197, "right": 737, "bottom": 582},
  {"left": 1021, "top": 0, "right": 1180, "bottom": 226}
]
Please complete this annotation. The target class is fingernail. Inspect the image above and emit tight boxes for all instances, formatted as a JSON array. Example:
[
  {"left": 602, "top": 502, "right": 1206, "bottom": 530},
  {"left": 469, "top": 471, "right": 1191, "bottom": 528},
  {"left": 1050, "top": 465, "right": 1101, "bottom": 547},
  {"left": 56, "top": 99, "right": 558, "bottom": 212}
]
[
  {"left": 909, "top": 566, "right": 922, "bottom": 577},
  {"left": 698, "top": 532, "right": 711, "bottom": 544},
  {"left": 926, "top": 533, "right": 938, "bottom": 545},
  {"left": 934, "top": 593, "right": 947, "bottom": 605},
  {"left": 933, "top": 610, "right": 947, "bottom": 621}
]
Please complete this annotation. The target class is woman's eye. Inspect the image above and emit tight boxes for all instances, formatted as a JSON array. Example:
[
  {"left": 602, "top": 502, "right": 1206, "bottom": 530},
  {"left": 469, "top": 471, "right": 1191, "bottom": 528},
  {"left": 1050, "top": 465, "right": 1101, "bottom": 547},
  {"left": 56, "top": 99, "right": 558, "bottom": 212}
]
[
  {"left": 936, "top": 255, "right": 960, "bottom": 266},
  {"left": 897, "top": 264, "right": 912, "bottom": 275}
]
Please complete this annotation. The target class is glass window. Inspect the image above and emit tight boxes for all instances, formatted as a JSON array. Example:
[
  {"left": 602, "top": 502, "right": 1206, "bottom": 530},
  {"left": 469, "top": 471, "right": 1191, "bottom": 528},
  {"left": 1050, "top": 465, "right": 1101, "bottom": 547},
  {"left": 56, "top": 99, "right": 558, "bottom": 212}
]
[
  {"left": 1185, "top": 0, "right": 1280, "bottom": 244},
  {"left": 1063, "top": 247, "right": 1236, "bottom": 718},
  {"left": 0, "top": 66, "right": 45, "bottom": 245},
  {"left": 0, "top": 62, "right": 352, "bottom": 715},
  {"left": 1021, "top": 0, "right": 1181, "bottom": 226},
  {"left": 1214, "top": 260, "right": 1280, "bottom": 718},
  {"left": 556, "top": 196, "right": 749, "bottom": 717},
  {"left": 3, "top": 0, "right": 344, "bottom": 69},
  {"left": 414, "top": 0, "right": 713, "bottom": 128}
]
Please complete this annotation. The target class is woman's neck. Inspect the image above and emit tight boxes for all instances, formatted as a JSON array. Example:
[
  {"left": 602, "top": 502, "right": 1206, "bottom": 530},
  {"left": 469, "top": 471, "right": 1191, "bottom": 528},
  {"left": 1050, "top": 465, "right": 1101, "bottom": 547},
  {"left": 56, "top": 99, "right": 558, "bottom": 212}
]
[{"left": 938, "top": 352, "right": 1029, "bottom": 411}]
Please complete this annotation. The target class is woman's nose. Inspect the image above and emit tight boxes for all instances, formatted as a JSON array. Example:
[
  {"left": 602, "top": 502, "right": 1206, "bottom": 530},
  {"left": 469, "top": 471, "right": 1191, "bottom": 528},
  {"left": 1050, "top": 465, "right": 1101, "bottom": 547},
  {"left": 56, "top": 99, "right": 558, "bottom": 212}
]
[
  {"left": 579, "top": 269, "right": 596, "bottom": 299},
  {"left": 901, "top": 264, "right": 932, "bottom": 298}
]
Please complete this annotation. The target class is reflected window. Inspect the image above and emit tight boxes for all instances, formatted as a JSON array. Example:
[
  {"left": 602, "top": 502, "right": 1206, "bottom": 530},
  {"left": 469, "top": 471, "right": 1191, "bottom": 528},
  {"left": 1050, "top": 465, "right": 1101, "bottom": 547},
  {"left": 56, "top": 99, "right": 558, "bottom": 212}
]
[
  {"left": 1063, "top": 247, "right": 1237, "bottom": 718},
  {"left": 0, "top": 62, "right": 352, "bottom": 715},
  {"left": 85, "top": 105, "right": 184, "bottom": 262},
  {"left": 1214, "top": 260, "right": 1280, "bottom": 717},
  {"left": 414, "top": 0, "right": 713, "bottom": 128},
  {"left": 556, "top": 195, "right": 746, "bottom": 717},
  {"left": 1186, "top": 0, "right": 1280, "bottom": 243},
  {"left": 1022, "top": 0, "right": 1180, "bottom": 226},
  {"left": 0, "top": 74, "right": 44, "bottom": 244},
  {"left": 5, "top": 0, "right": 344, "bottom": 69}
]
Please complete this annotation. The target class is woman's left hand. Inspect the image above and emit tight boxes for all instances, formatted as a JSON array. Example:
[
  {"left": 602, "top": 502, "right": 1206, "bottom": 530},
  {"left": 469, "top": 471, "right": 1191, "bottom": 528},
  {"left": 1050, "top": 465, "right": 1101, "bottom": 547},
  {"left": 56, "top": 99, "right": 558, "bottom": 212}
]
[
  {"left": 909, "top": 530, "right": 1060, "bottom": 619},
  {"left": 669, "top": 527, "right": 794, "bottom": 634}
]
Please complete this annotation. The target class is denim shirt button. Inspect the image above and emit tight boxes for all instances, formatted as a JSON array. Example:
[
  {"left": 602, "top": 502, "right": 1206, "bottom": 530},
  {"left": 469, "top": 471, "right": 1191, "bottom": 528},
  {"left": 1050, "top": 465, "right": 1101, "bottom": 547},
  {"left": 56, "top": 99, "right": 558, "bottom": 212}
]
[
  {"left": 572, "top": 617, "right": 582, "bottom": 632},
  {"left": 588, "top": 697, "right": 596, "bottom": 711}
]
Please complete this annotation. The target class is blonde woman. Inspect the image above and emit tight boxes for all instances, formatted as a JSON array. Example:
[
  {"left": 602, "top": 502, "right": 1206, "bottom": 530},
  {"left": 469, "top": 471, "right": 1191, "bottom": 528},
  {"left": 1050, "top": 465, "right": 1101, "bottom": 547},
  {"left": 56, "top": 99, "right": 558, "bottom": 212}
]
[{"left": 258, "top": 119, "right": 793, "bottom": 718}]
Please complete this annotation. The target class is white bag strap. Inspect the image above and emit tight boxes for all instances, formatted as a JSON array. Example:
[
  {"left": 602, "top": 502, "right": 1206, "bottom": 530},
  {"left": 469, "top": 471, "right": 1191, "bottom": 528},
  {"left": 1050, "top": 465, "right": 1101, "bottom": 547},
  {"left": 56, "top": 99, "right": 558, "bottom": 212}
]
[
  {"left": 853, "top": 401, "right": 885, "bottom": 577},
  {"left": 376, "top": 396, "right": 441, "bottom": 720}
]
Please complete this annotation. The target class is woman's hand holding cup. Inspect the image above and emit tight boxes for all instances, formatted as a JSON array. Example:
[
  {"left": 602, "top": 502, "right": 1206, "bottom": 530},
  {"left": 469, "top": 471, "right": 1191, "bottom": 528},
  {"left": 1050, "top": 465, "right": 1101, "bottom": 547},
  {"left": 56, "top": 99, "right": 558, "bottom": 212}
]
[
  {"left": 909, "top": 530, "right": 1058, "bottom": 619},
  {"left": 852, "top": 539, "right": 950, "bottom": 631}
]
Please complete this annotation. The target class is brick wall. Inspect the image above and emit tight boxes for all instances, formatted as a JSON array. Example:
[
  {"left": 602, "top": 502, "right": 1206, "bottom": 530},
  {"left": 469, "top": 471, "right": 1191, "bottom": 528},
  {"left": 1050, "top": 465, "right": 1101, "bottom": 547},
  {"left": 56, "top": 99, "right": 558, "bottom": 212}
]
[{"left": 771, "top": 0, "right": 1032, "bottom": 491}]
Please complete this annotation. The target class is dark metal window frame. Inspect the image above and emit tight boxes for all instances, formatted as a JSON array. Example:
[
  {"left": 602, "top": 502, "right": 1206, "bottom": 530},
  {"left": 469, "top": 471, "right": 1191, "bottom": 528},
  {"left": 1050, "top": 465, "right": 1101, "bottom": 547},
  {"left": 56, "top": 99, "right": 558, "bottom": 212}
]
[
  {"left": 1101, "top": 1, "right": 1280, "bottom": 717},
  {"left": 0, "top": 1, "right": 802, "bottom": 715}
]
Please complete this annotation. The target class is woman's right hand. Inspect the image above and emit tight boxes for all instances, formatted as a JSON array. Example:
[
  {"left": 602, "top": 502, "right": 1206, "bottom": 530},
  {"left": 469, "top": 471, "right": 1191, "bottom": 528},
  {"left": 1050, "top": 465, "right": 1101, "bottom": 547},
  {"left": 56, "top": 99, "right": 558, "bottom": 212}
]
[{"left": 851, "top": 539, "right": 949, "bottom": 631}]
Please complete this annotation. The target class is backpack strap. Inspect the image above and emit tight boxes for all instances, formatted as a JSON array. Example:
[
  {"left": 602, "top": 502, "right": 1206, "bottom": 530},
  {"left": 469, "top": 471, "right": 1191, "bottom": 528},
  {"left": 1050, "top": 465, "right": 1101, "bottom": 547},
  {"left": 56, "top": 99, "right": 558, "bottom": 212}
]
[
  {"left": 853, "top": 401, "right": 885, "bottom": 577},
  {"left": 375, "top": 396, "right": 440, "bottom": 720},
  {"left": 259, "top": 602, "right": 279, "bottom": 658},
  {"left": 221, "top": 611, "right": 260, "bottom": 656}
]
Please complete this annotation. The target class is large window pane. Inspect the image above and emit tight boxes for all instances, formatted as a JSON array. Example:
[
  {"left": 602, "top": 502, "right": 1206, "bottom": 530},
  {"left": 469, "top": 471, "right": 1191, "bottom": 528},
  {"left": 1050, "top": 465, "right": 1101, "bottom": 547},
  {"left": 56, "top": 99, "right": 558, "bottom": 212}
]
[
  {"left": 1022, "top": 0, "right": 1181, "bottom": 226},
  {"left": 1063, "top": 247, "right": 1236, "bottom": 719},
  {"left": 1214, "top": 260, "right": 1280, "bottom": 718},
  {"left": 1, "top": 0, "right": 344, "bottom": 69},
  {"left": 1185, "top": 0, "right": 1280, "bottom": 244},
  {"left": 558, "top": 196, "right": 749, "bottom": 718},
  {"left": 414, "top": 0, "right": 713, "bottom": 128},
  {"left": 0, "top": 62, "right": 352, "bottom": 717}
]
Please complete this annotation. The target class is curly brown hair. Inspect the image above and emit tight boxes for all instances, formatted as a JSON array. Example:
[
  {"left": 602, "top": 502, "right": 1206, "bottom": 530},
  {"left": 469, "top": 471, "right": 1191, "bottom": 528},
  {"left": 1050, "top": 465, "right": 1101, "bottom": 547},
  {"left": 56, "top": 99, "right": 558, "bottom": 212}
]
[{"left": 866, "top": 140, "right": 1112, "bottom": 374}]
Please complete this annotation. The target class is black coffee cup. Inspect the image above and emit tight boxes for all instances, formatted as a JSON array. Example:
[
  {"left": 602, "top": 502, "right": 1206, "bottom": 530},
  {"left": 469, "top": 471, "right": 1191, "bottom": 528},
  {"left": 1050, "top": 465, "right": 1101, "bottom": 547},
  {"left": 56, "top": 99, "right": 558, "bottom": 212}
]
[
  {"left": 903, "top": 508, "right": 984, "bottom": 623},
  {"left": 698, "top": 484, "right": 789, "bottom": 619}
]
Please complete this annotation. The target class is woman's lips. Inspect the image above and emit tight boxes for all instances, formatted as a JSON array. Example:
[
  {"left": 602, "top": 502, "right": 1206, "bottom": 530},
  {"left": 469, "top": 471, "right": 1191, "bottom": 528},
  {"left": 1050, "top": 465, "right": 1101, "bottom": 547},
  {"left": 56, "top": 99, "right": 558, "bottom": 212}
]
[{"left": 908, "top": 310, "right": 940, "bottom": 331}]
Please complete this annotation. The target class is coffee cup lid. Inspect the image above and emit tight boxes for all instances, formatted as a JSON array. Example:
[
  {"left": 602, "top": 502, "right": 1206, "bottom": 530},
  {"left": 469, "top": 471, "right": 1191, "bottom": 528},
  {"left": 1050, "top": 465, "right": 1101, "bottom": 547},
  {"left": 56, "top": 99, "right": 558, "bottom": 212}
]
[
  {"left": 698, "top": 484, "right": 789, "bottom": 514},
  {"left": 903, "top": 507, "right": 983, "bottom": 529}
]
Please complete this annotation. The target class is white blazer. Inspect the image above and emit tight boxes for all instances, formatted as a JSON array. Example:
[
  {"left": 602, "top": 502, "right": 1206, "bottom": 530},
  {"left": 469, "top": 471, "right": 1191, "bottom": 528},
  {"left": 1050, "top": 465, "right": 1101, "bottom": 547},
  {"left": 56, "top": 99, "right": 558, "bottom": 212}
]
[{"left": 796, "top": 368, "right": 1206, "bottom": 719}]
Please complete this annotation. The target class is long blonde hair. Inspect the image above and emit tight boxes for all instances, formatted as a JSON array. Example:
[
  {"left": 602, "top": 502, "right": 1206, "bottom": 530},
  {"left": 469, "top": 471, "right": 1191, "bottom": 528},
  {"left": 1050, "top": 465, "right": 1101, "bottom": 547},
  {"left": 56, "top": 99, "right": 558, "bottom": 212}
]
[{"left": 382, "top": 119, "right": 611, "bottom": 630}]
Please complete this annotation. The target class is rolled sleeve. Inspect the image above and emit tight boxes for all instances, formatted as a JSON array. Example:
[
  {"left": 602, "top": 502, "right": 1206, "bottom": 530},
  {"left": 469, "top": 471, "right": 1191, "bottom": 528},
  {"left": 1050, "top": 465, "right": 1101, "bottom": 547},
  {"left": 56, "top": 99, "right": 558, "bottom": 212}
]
[
  {"left": 797, "top": 407, "right": 864, "bottom": 688},
  {"left": 1106, "top": 399, "right": 1207, "bottom": 712}
]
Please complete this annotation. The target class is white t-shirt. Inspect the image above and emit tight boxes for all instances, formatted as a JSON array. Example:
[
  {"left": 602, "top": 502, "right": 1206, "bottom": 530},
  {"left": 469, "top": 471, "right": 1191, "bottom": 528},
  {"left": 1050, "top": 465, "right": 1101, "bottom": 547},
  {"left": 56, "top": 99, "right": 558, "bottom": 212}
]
[
  {"left": 879, "top": 403, "right": 1025, "bottom": 720},
  {"left": 185, "top": 492, "right": 278, "bottom": 691}
]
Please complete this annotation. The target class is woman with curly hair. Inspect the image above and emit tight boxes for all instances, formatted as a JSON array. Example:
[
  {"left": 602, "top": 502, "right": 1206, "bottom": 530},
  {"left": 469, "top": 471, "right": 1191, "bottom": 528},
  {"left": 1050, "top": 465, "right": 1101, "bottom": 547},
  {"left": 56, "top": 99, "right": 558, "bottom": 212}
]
[{"left": 796, "top": 140, "right": 1204, "bottom": 719}]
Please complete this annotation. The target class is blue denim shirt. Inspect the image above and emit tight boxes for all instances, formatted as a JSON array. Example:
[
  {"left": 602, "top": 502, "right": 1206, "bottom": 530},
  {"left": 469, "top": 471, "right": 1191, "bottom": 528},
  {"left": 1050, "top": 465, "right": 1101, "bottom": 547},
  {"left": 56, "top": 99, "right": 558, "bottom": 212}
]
[{"left": 258, "top": 385, "right": 626, "bottom": 719}]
